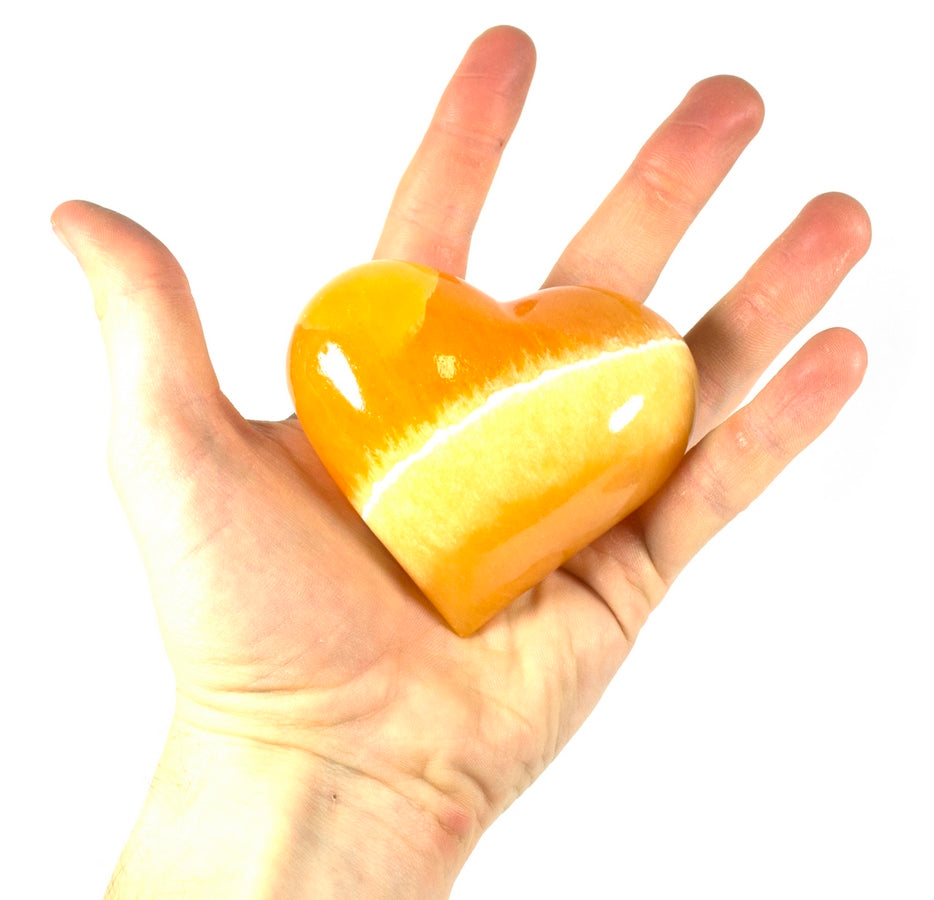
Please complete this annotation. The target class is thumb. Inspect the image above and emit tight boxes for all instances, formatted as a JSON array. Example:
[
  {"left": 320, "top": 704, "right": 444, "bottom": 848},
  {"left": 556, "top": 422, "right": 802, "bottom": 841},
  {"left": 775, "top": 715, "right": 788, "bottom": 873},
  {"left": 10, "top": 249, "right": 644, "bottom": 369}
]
[{"left": 51, "top": 200, "right": 221, "bottom": 437}]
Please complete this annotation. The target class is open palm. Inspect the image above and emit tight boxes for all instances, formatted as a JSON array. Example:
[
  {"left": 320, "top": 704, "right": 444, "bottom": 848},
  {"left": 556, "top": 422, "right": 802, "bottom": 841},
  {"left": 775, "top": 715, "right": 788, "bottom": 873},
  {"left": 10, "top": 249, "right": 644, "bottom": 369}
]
[{"left": 55, "top": 26, "right": 869, "bottom": 895}]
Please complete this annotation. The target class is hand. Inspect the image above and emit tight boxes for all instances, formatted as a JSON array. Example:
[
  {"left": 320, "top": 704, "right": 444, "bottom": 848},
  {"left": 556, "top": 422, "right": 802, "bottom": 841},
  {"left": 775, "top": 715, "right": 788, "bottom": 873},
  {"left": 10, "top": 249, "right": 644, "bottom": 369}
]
[{"left": 53, "top": 25, "right": 870, "bottom": 899}]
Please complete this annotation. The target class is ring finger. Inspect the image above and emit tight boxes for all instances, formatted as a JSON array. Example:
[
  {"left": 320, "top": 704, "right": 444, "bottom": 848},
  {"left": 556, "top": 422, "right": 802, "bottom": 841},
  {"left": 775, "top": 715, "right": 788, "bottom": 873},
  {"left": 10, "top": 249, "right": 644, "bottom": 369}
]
[
  {"left": 544, "top": 75, "right": 764, "bottom": 301},
  {"left": 687, "top": 191, "right": 871, "bottom": 441}
]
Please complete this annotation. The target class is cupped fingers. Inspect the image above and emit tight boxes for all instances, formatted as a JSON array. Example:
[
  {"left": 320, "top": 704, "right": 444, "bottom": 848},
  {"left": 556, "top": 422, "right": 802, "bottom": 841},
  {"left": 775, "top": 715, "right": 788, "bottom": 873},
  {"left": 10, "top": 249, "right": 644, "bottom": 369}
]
[
  {"left": 641, "top": 327, "right": 868, "bottom": 586},
  {"left": 687, "top": 192, "right": 872, "bottom": 441},
  {"left": 544, "top": 75, "right": 764, "bottom": 300},
  {"left": 374, "top": 26, "right": 536, "bottom": 276}
]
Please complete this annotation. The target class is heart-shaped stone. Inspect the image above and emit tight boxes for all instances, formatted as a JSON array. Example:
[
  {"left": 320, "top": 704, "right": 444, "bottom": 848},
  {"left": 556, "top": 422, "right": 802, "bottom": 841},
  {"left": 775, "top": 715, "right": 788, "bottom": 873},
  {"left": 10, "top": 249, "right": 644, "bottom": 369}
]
[{"left": 289, "top": 260, "right": 697, "bottom": 635}]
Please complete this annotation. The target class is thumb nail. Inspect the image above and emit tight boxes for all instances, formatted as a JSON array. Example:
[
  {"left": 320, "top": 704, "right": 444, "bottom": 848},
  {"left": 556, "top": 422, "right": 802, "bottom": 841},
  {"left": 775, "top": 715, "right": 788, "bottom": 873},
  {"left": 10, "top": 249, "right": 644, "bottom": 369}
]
[{"left": 51, "top": 221, "right": 75, "bottom": 255}]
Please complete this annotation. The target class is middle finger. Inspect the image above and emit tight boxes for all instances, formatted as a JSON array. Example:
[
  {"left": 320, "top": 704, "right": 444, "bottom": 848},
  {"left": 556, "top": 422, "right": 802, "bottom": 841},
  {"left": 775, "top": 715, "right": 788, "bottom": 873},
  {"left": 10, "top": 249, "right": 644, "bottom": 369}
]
[{"left": 374, "top": 26, "right": 536, "bottom": 277}]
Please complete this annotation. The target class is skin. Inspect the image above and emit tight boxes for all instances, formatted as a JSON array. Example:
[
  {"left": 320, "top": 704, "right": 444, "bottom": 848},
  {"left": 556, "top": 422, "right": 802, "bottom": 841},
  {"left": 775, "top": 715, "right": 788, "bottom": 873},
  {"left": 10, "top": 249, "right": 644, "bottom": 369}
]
[{"left": 53, "top": 25, "right": 870, "bottom": 899}]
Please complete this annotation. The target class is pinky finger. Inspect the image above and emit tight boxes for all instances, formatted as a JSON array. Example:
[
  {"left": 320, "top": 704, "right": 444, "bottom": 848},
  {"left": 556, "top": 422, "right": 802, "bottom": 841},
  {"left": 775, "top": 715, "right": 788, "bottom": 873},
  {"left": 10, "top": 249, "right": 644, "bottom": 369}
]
[{"left": 641, "top": 327, "right": 868, "bottom": 586}]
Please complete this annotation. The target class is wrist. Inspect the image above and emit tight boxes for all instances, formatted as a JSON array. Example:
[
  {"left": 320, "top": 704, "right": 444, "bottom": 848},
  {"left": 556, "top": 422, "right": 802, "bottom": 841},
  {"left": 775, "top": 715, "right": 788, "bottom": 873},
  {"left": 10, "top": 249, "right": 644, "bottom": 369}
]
[{"left": 107, "top": 709, "right": 470, "bottom": 899}]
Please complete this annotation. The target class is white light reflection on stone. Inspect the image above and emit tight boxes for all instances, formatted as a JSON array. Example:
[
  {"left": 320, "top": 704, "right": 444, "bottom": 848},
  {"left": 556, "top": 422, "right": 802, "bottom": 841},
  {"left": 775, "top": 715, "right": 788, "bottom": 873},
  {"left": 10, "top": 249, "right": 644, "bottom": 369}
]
[
  {"left": 317, "top": 342, "right": 364, "bottom": 411},
  {"left": 609, "top": 395, "right": 644, "bottom": 433}
]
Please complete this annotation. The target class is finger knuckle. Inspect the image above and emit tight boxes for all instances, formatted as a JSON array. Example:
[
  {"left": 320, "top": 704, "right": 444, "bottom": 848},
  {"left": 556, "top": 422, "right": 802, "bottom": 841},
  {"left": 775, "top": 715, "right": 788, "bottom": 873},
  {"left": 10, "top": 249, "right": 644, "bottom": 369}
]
[
  {"left": 688, "top": 409, "right": 779, "bottom": 522},
  {"left": 686, "top": 441, "right": 745, "bottom": 523},
  {"left": 730, "top": 274, "right": 792, "bottom": 340},
  {"left": 630, "top": 149, "right": 700, "bottom": 219}
]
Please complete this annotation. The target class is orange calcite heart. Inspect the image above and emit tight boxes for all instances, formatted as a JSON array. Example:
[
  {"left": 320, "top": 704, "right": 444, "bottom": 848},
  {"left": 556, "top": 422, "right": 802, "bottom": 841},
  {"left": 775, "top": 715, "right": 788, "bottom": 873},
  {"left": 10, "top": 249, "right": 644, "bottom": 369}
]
[{"left": 288, "top": 260, "right": 698, "bottom": 636}]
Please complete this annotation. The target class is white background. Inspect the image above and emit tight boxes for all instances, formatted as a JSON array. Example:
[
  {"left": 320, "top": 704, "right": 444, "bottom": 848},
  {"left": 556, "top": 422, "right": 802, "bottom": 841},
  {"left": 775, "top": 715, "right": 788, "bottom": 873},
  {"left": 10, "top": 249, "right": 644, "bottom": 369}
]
[{"left": 3, "top": 1, "right": 931, "bottom": 897}]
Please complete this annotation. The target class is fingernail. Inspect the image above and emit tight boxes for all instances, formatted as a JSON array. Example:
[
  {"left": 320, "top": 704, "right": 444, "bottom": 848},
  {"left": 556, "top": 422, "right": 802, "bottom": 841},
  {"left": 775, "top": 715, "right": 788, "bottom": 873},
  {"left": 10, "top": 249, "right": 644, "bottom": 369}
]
[{"left": 51, "top": 221, "right": 75, "bottom": 255}]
